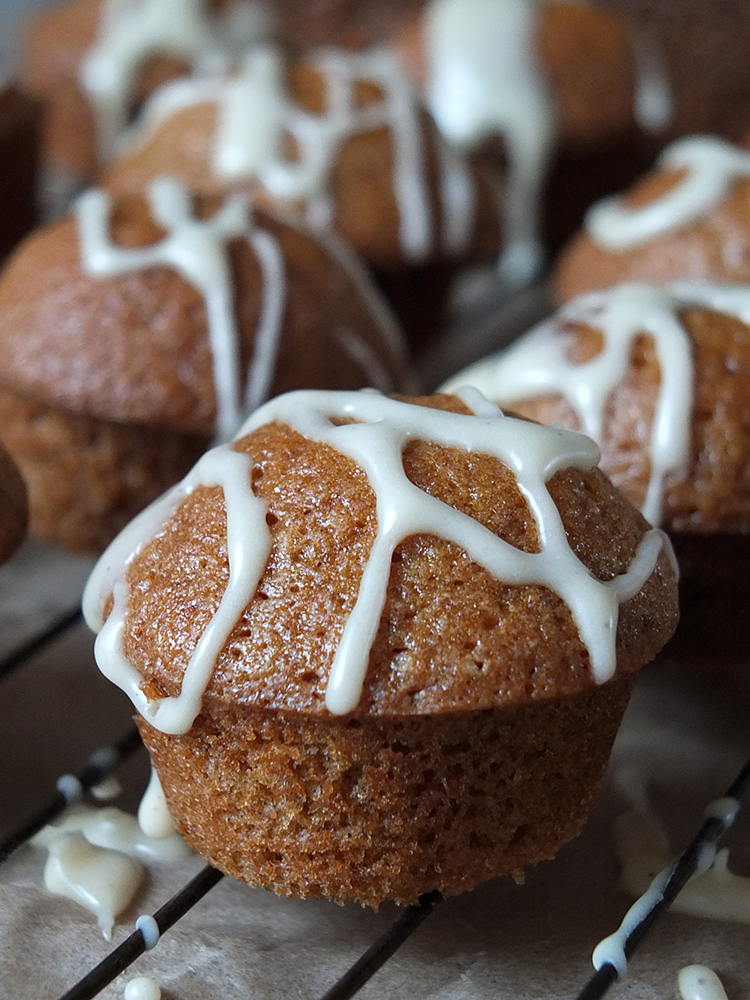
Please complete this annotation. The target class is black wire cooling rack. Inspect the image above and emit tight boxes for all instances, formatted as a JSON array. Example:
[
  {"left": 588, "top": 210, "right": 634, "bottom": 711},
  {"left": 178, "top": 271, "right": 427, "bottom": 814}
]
[{"left": 1, "top": 579, "right": 748, "bottom": 1000}]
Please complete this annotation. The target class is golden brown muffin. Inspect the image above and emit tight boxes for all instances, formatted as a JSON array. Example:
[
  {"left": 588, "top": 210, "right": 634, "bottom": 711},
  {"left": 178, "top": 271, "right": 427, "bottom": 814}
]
[
  {"left": 22, "top": 0, "right": 270, "bottom": 177},
  {"left": 102, "top": 44, "right": 502, "bottom": 346},
  {"left": 395, "top": 0, "right": 651, "bottom": 262},
  {"left": 441, "top": 282, "right": 750, "bottom": 659},
  {"left": 102, "top": 50, "right": 503, "bottom": 270},
  {"left": 554, "top": 136, "right": 750, "bottom": 302},
  {"left": 84, "top": 390, "right": 678, "bottom": 906},
  {"left": 0, "top": 183, "right": 408, "bottom": 553},
  {"left": 398, "top": 0, "right": 636, "bottom": 152},
  {"left": 0, "top": 440, "right": 28, "bottom": 565}
]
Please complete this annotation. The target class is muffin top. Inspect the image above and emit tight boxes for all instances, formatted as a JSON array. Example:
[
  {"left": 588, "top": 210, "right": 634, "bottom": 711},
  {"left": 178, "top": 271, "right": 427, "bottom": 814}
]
[
  {"left": 442, "top": 282, "right": 750, "bottom": 533},
  {"left": 554, "top": 136, "right": 750, "bottom": 301},
  {"left": 102, "top": 45, "right": 503, "bottom": 271},
  {"left": 0, "top": 181, "right": 407, "bottom": 440},
  {"left": 84, "top": 390, "right": 677, "bottom": 731}
]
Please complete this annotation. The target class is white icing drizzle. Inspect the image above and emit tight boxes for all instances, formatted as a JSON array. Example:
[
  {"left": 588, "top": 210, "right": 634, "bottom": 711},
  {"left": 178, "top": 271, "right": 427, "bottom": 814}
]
[
  {"left": 85, "top": 389, "right": 668, "bottom": 732},
  {"left": 442, "top": 281, "right": 750, "bottom": 526},
  {"left": 76, "top": 178, "right": 287, "bottom": 441},
  {"left": 80, "top": 0, "right": 273, "bottom": 162},
  {"left": 138, "top": 767, "right": 177, "bottom": 840},
  {"left": 33, "top": 804, "right": 191, "bottom": 862},
  {"left": 57, "top": 774, "right": 83, "bottom": 804},
  {"left": 91, "top": 776, "right": 123, "bottom": 801},
  {"left": 593, "top": 858, "right": 676, "bottom": 976},
  {"left": 596, "top": 770, "right": 750, "bottom": 975},
  {"left": 42, "top": 832, "right": 143, "bottom": 940},
  {"left": 85, "top": 445, "right": 271, "bottom": 734},
  {"left": 423, "top": 0, "right": 556, "bottom": 284},
  {"left": 130, "top": 44, "right": 476, "bottom": 263},
  {"left": 679, "top": 966, "right": 729, "bottom": 1000},
  {"left": 136, "top": 914, "right": 161, "bottom": 950},
  {"left": 125, "top": 978, "right": 162, "bottom": 1000},
  {"left": 630, "top": 34, "right": 673, "bottom": 133},
  {"left": 32, "top": 803, "right": 191, "bottom": 938},
  {"left": 586, "top": 136, "right": 750, "bottom": 250}
]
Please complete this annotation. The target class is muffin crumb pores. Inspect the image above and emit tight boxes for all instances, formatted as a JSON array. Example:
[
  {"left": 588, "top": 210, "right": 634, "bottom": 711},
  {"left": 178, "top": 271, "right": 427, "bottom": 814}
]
[{"left": 84, "top": 390, "right": 678, "bottom": 906}]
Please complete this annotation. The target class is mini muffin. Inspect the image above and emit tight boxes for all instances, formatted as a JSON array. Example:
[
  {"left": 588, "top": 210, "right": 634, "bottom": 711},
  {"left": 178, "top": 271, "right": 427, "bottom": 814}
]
[
  {"left": 101, "top": 44, "right": 503, "bottom": 345},
  {"left": 22, "top": 0, "right": 273, "bottom": 176},
  {"left": 0, "top": 441, "right": 28, "bottom": 565},
  {"left": 0, "top": 180, "right": 408, "bottom": 553},
  {"left": 442, "top": 282, "right": 750, "bottom": 658},
  {"left": 83, "top": 389, "right": 678, "bottom": 906},
  {"left": 396, "top": 0, "right": 645, "bottom": 277},
  {"left": 554, "top": 135, "right": 750, "bottom": 302}
]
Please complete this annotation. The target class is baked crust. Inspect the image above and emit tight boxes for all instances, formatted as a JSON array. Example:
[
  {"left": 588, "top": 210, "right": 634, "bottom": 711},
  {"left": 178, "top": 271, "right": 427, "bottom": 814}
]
[
  {"left": 122, "top": 397, "right": 678, "bottom": 717},
  {"left": 0, "top": 192, "right": 406, "bottom": 435},
  {"left": 109, "top": 392, "right": 677, "bottom": 904},
  {"left": 554, "top": 168, "right": 750, "bottom": 302},
  {"left": 508, "top": 310, "right": 750, "bottom": 535}
]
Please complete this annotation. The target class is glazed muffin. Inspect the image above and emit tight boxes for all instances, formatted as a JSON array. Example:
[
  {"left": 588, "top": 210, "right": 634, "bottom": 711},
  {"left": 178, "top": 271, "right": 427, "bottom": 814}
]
[
  {"left": 101, "top": 44, "right": 502, "bottom": 345},
  {"left": 396, "top": 0, "right": 646, "bottom": 278},
  {"left": 83, "top": 389, "right": 678, "bottom": 906},
  {"left": 22, "top": 0, "right": 274, "bottom": 176},
  {"left": 0, "top": 180, "right": 408, "bottom": 553},
  {"left": 0, "top": 441, "right": 28, "bottom": 566},
  {"left": 442, "top": 282, "right": 750, "bottom": 658},
  {"left": 554, "top": 135, "right": 750, "bottom": 302}
]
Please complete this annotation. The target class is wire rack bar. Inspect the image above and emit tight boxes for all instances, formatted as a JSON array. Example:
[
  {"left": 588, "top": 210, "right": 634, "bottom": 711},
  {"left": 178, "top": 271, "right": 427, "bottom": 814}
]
[
  {"left": 0, "top": 726, "right": 143, "bottom": 865},
  {"left": 57, "top": 863, "right": 225, "bottom": 1000},
  {"left": 0, "top": 608, "right": 83, "bottom": 682},
  {"left": 575, "top": 751, "right": 750, "bottom": 1000},
  {"left": 319, "top": 890, "right": 443, "bottom": 1000}
]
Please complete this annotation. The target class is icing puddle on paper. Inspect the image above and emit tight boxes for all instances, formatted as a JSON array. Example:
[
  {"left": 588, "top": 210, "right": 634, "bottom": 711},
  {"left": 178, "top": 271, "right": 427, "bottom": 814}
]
[
  {"left": 612, "top": 769, "right": 750, "bottom": 925},
  {"left": 32, "top": 799, "right": 191, "bottom": 939}
]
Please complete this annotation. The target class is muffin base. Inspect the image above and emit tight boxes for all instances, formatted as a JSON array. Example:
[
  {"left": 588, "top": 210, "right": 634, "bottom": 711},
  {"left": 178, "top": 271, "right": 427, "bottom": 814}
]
[
  {"left": 139, "top": 675, "right": 633, "bottom": 907},
  {"left": 0, "top": 389, "right": 208, "bottom": 553}
]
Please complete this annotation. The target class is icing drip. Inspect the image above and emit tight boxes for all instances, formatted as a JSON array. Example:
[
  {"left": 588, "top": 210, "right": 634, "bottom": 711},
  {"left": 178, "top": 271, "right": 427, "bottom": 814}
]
[
  {"left": 131, "top": 45, "right": 476, "bottom": 263},
  {"left": 630, "top": 34, "right": 673, "bottom": 133},
  {"left": 33, "top": 803, "right": 191, "bottom": 938},
  {"left": 80, "top": 0, "right": 273, "bottom": 161},
  {"left": 679, "top": 966, "right": 729, "bottom": 1000},
  {"left": 423, "top": 0, "right": 555, "bottom": 284},
  {"left": 42, "top": 832, "right": 143, "bottom": 940},
  {"left": 595, "top": 770, "right": 750, "bottom": 975},
  {"left": 442, "top": 281, "right": 750, "bottom": 525},
  {"left": 85, "top": 446, "right": 271, "bottom": 734},
  {"left": 91, "top": 776, "right": 123, "bottom": 801},
  {"left": 138, "top": 767, "right": 177, "bottom": 839},
  {"left": 85, "top": 389, "right": 667, "bottom": 732},
  {"left": 125, "top": 978, "right": 162, "bottom": 1000},
  {"left": 586, "top": 136, "right": 750, "bottom": 250},
  {"left": 136, "top": 914, "right": 161, "bottom": 949},
  {"left": 33, "top": 804, "right": 191, "bottom": 862},
  {"left": 76, "top": 179, "right": 287, "bottom": 441}
]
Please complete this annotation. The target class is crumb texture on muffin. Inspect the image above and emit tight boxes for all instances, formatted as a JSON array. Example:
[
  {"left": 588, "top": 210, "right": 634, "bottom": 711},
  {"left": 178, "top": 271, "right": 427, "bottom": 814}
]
[
  {"left": 555, "top": 136, "right": 750, "bottom": 300},
  {"left": 85, "top": 390, "right": 677, "bottom": 726},
  {"left": 443, "top": 282, "right": 750, "bottom": 532},
  {"left": 84, "top": 390, "right": 678, "bottom": 905}
]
